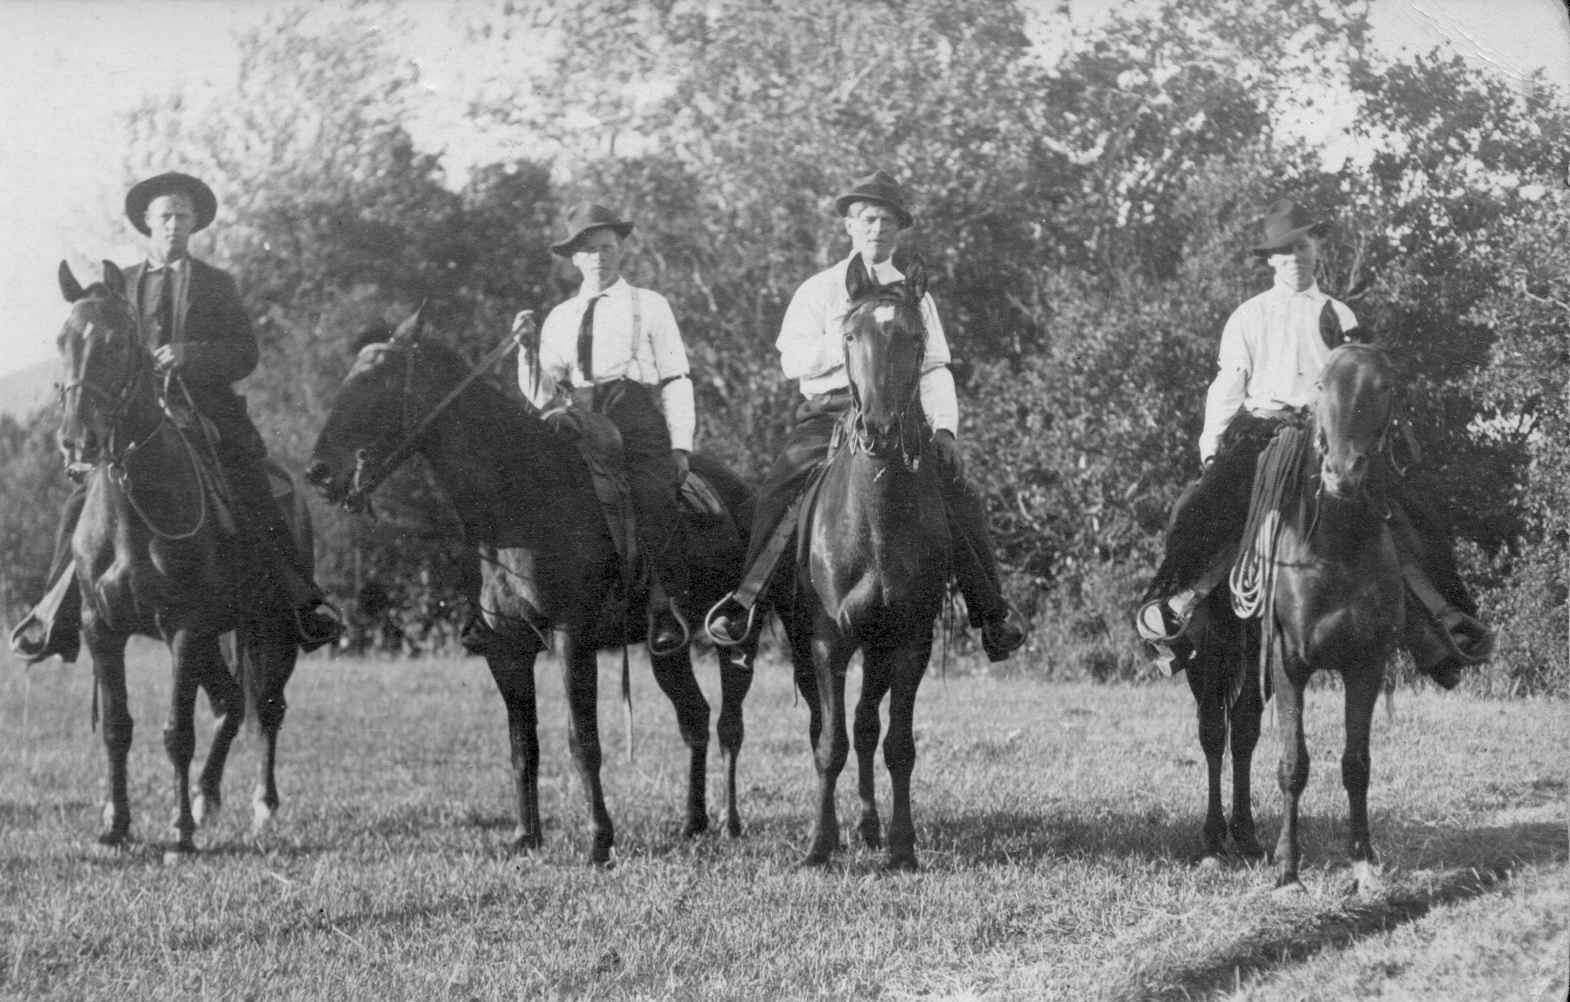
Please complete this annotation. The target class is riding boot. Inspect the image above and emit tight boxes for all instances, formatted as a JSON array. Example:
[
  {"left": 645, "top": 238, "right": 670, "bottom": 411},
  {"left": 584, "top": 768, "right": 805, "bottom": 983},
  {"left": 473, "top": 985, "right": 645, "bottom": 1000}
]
[
  {"left": 1388, "top": 500, "right": 1494, "bottom": 686},
  {"left": 938, "top": 461, "right": 1027, "bottom": 662},
  {"left": 707, "top": 398, "right": 843, "bottom": 647},
  {"left": 9, "top": 487, "right": 87, "bottom": 664},
  {"left": 225, "top": 450, "right": 342, "bottom": 653}
]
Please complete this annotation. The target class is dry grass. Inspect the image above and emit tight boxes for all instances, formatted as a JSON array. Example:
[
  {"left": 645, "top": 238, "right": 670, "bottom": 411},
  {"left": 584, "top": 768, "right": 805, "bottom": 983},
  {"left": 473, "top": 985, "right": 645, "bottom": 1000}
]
[{"left": 0, "top": 640, "right": 1564, "bottom": 1001}]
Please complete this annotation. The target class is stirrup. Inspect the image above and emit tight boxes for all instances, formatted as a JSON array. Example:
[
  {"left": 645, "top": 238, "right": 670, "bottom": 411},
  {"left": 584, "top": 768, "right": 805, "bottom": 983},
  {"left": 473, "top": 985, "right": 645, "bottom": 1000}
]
[
  {"left": 1438, "top": 607, "right": 1494, "bottom": 664},
  {"left": 1135, "top": 598, "right": 1186, "bottom": 644},
  {"left": 704, "top": 593, "right": 758, "bottom": 648}
]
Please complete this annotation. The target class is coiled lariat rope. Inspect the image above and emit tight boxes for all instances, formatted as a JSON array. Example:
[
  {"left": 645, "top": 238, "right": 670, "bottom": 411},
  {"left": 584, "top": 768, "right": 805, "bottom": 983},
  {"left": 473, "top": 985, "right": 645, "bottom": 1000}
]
[{"left": 1229, "top": 426, "right": 1315, "bottom": 621}]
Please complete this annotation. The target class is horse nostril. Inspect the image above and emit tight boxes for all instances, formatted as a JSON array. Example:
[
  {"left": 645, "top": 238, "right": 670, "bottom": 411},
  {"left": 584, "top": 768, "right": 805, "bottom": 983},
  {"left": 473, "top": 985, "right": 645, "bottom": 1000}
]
[{"left": 304, "top": 461, "right": 330, "bottom": 487}]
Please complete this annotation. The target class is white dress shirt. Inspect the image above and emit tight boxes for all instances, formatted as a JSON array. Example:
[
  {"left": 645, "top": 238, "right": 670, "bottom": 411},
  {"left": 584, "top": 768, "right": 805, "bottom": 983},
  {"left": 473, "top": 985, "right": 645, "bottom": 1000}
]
[
  {"left": 1199, "top": 280, "right": 1357, "bottom": 461},
  {"left": 520, "top": 278, "right": 696, "bottom": 451},
  {"left": 776, "top": 254, "right": 959, "bottom": 434}
]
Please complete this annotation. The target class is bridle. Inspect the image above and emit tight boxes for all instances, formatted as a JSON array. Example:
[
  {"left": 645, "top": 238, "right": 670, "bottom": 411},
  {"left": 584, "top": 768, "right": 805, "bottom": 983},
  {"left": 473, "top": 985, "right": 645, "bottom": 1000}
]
[
  {"left": 1312, "top": 343, "right": 1398, "bottom": 518},
  {"left": 841, "top": 288, "right": 926, "bottom": 472},
  {"left": 342, "top": 320, "right": 533, "bottom": 512}
]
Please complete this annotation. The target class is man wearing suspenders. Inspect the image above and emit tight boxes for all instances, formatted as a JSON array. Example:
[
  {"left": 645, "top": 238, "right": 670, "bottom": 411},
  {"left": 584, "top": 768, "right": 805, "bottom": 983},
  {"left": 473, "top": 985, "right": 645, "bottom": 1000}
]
[{"left": 519, "top": 203, "right": 695, "bottom": 655}]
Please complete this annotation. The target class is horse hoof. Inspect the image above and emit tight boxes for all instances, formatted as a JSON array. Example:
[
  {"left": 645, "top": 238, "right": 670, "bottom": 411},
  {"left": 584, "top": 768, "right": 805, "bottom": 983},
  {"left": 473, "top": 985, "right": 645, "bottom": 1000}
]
[
  {"left": 884, "top": 854, "right": 919, "bottom": 873},
  {"left": 1348, "top": 861, "right": 1384, "bottom": 897},
  {"left": 1233, "top": 838, "right": 1267, "bottom": 862},
  {"left": 1272, "top": 877, "right": 1306, "bottom": 896},
  {"left": 96, "top": 830, "right": 130, "bottom": 850},
  {"left": 1196, "top": 854, "right": 1225, "bottom": 872},
  {"left": 508, "top": 832, "right": 543, "bottom": 856},
  {"left": 163, "top": 844, "right": 198, "bottom": 866},
  {"left": 858, "top": 823, "right": 882, "bottom": 850},
  {"left": 682, "top": 817, "right": 709, "bottom": 839},
  {"left": 193, "top": 791, "right": 221, "bottom": 828},
  {"left": 725, "top": 817, "right": 743, "bottom": 839}
]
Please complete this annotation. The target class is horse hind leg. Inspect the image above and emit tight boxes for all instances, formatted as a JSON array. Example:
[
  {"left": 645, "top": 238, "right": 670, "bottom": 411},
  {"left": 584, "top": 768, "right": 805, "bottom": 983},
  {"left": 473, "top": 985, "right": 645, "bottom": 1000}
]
[
  {"left": 1188, "top": 663, "right": 1230, "bottom": 862},
  {"left": 853, "top": 664, "right": 891, "bottom": 851},
  {"left": 716, "top": 640, "right": 755, "bottom": 838},
  {"left": 193, "top": 633, "right": 245, "bottom": 830},
  {"left": 649, "top": 645, "right": 711, "bottom": 838},
  {"left": 1227, "top": 657, "right": 1266, "bottom": 860},
  {"left": 1272, "top": 674, "right": 1311, "bottom": 891}
]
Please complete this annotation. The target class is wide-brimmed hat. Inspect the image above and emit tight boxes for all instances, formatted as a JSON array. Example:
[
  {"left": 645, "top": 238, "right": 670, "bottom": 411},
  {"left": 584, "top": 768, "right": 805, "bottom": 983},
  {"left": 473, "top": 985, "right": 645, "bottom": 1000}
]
[
  {"left": 834, "top": 170, "right": 913, "bottom": 229},
  {"left": 1251, "top": 198, "right": 1327, "bottom": 256},
  {"left": 125, "top": 172, "right": 217, "bottom": 236},
  {"left": 550, "top": 203, "right": 635, "bottom": 257}
]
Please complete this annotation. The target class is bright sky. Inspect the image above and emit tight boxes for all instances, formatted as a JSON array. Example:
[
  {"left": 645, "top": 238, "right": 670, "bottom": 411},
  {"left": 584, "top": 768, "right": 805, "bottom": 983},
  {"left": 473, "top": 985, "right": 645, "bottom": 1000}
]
[{"left": 0, "top": 0, "right": 1565, "bottom": 379}]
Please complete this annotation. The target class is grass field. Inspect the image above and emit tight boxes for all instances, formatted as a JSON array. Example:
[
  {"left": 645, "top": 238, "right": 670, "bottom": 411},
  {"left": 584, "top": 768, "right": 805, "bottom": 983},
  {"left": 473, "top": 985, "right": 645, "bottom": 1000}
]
[{"left": 1, "top": 640, "right": 1565, "bottom": 1001}]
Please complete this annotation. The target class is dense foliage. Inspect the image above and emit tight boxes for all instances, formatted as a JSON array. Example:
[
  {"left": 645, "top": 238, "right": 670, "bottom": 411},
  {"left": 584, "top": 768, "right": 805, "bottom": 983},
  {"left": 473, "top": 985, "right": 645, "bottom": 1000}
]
[{"left": 1, "top": 0, "right": 1563, "bottom": 691}]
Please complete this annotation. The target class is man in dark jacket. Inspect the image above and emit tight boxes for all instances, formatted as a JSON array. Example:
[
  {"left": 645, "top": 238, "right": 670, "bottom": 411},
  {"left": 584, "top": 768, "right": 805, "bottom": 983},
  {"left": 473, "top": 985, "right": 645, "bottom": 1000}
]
[{"left": 9, "top": 171, "right": 339, "bottom": 661}]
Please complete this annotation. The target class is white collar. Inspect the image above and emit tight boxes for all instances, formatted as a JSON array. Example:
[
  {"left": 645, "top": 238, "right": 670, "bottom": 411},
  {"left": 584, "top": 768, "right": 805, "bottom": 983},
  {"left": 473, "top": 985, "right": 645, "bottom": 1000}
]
[
  {"left": 145, "top": 256, "right": 188, "bottom": 274},
  {"left": 1268, "top": 278, "right": 1321, "bottom": 299},
  {"left": 843, "top": 253, "right": 901, "bottom": 284},
  {"left": 578, "top": 277, "right": 628, "bottom": 301}
]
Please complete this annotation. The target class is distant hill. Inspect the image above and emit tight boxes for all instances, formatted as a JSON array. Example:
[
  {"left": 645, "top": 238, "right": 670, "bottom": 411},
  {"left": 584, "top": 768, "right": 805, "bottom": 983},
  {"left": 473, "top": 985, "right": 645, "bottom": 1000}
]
[{"left": 0, "top": 360, "right": 55, "bottom": 422}]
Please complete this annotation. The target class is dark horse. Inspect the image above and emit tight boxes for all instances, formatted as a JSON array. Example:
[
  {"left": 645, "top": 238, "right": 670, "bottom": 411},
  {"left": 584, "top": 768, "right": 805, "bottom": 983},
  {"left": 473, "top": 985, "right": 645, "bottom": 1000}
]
[
  {"left": 781, "top": 262, "right": 950, "bottom": 871},
  {"left": 305, "top": 307, "right": 756, "bottom": 865},
  {"left": 53, "top": 261, "right": 301, "bottom": 854},
  {"left": 1194, "top": 340, "right": 1403, "bottom": 892}
]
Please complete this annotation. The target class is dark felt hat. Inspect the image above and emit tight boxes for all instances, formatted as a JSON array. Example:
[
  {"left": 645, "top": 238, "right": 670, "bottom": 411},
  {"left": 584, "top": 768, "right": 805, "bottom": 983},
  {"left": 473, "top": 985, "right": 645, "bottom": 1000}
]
[
  {"left": 125, "top": 172, "right": 217, "bottom": 236},
  {"left": 834, "top": 170, "right": 913, "bottom": 228},
  {"left": 1252, "top": 198, "right": 1328, "bottom": 256},
  {"left": 550, "top": 203, "right": 635, "bottom": 257}
]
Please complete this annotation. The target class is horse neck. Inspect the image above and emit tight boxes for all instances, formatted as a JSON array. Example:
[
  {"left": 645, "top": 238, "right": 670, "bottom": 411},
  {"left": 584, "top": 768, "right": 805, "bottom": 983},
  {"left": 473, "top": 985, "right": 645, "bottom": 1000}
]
[{"left": 413, "top": 379, "right": 584, "bottom": 539}]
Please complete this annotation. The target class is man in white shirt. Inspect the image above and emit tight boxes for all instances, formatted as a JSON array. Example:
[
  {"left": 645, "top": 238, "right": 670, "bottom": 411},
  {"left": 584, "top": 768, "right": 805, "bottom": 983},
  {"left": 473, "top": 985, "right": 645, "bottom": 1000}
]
[
  {"left": 705, "top": 171, "right": 1027, "bottom": 661},
  {"left": 1137, "top": 199, "right": 1491, "bottom": 684},
  {"left": 519, "top": 203, "right": 695, "bottom": 654}
]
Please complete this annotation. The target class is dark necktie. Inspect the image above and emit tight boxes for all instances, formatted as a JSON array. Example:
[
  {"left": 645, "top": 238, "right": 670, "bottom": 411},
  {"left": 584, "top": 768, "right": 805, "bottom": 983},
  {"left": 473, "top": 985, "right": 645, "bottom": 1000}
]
[
  {"left": 576, "top": 295, "right": 601, "bottom": 384},
  {"left": 156, "top": 270, "right": 175, "bottom": 346}
]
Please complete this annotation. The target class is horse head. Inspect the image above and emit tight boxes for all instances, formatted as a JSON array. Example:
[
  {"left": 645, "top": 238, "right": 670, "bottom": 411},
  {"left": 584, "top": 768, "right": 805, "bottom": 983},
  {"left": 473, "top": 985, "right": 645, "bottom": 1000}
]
[
  {"left": 1314, "top": 342, "right": 1395, "bottom": 503},
  {"left": 306, "top": 301, "right": 446, "bottom": 512},
  {"left": 841, "top": 254, "right": 927, "bottom": 467},
  {"left": 55, "top": 260, "right": 146, "bottom": 470}
]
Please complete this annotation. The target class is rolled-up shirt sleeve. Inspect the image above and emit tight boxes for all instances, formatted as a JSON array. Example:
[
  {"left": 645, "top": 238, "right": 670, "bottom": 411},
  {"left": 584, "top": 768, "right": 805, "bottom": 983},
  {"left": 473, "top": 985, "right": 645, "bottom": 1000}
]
[
  {"left": 1199, "top": 308, "right": 1251, "bottom": 462},
  {"left": 518, "top": 305, "right": 573, "bottom": 410},
  {"left": 916, "top": 295, "right": 957, "bottom": 434},
  {"left": 644, "top": 293, "right": 696, "bottom": 450}
]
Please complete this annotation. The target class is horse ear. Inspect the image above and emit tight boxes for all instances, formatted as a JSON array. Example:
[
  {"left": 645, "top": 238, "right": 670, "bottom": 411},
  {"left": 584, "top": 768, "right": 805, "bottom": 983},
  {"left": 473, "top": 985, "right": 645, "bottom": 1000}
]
[
  {"left": 102, "top": 260, "right": 126, "bottom": 297},
  {"left": 845, "top": 254, "right": 874, "bottom": 300},
  {"left": 58, "top": 261, "right": 85, "bottom": 303},
  {"left": 904, "top": 256, "right": 928, "bottom": 304},
  {"left": 391, "top": 299, "right": 428, "bottom": 344},
  {"left": 1318, "top": 300, "right": 1345, "bottom": 349}
]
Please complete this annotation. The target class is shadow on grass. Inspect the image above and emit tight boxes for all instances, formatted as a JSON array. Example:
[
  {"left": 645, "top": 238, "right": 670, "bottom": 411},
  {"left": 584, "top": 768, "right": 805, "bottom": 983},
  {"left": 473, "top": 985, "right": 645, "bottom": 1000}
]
[{"left": 1115, "top": 819, "right": 1567, "bottom": 1002}]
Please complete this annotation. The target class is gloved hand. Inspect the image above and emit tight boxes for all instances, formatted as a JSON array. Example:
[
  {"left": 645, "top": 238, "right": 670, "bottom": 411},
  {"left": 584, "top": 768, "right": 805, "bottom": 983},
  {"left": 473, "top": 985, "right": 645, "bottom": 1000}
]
[
  {"left": 672, "top": 449, "right": 691, "bottom": 485},
  {"left": 930, "top": 429, "right": 963, "bottom": 479}
]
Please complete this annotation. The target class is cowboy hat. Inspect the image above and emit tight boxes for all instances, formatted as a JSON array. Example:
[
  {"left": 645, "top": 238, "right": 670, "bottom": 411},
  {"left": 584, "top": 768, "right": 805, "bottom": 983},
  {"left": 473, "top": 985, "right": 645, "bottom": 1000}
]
[
  {"left": 550, "top": 202, "right": 635, "bottom": 257},
  {"left": 834, "top": 170, "right": 913, "bottom": 228},
  {"left": 125, "top": 172, "right": 218, "bottom": 236},
  {"left": 1252, "top": 198, "right": 1328, "bottom": 256}
]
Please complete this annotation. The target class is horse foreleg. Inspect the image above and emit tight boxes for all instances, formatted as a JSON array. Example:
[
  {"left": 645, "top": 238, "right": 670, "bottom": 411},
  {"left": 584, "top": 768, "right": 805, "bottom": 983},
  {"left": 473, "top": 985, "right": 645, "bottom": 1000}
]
[
  {"left": 193, "top": 633, "right": 244, "bottom": 829},
  {"left": 1228, "top": 658, "right": 1266, "bottom": 860},
  {"left": 1342, "top": 667, "right": 1383, "bottom": 895},
  {"left": 804, "top": 634, "right": 849, "bottom": 867},
  {"left": 163, "top": 632, "right": 204, "bottom": 855},
  {"left": 484, "top": 648, "right": 543, "bottom": 854},
  {"left": 853, "top": 662, "right": 891, "bottom": 851},
  {"left": 1272, "top": 674, "right": 1311, "bottom": 890},
  {"left": 881, "top": 639, "right": 929, "bottom": 872},
  {"left": 249, "top": 637, "right": 295, "bottom": 839},
  {"left": 562, "top": 638, "right": 614, "bottom": 865},
  {"left": 716, "top": 642, "right": 755, "bottom": 838},
  {"left": 90, "top": 631, "right": 134, "bottom": 847},
  {"left": 650, "top": 647, "right": 711, "bottom": 838}
]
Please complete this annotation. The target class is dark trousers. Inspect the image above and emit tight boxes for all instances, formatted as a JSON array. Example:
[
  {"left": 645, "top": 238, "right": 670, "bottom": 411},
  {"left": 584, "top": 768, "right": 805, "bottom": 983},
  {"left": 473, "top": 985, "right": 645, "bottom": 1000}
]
[
  {"left": 745, "top": 390, "right": 1007, "bottom": 626},
  {"left": 587, "top": 380, "right": 686, "bottom": 603}
]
